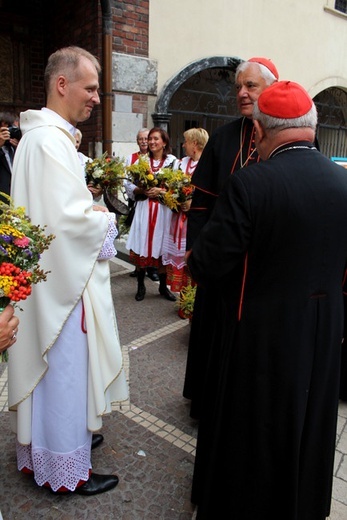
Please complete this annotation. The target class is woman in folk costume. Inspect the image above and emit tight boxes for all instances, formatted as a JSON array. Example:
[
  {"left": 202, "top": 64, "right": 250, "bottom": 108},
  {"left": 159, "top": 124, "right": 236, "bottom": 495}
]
[
  {"left": 126, "top": 127, "right": 178, "bottom": 302},
  {"left": 162, "top": 128, "right": 209, "bottom": 317},
  {"left": 8, "top": 46, "right": 128, "bottom": 496}
]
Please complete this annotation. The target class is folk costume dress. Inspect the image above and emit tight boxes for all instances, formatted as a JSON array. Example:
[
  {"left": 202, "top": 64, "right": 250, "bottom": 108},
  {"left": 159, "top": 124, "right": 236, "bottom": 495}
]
[
  {"left": 8, "top": 108, "right": 128, "bottom": 492},
  {"left": 126, "top": 154, "right": 177, "bottom": 268},
  {"left": 183, "top": 117, "right": 259, "bottom": 419},
  {"left": 162, "top": 156, "right": 197, "bottom": 292},
  {"left": 188, "top": 143, "right": 347, "bottom": 520}
]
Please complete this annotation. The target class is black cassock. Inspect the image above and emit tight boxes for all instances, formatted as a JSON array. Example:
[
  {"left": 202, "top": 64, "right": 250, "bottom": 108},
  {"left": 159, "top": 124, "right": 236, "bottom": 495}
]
[
  {"left": 184, "top": 117, "right": 258, "bottom": 419},
  {"left": 340, "top": 293, "right": 347, "bottom": 400},
  {"left": 188, "top": 143, "right": 347, "bottom": 520}
]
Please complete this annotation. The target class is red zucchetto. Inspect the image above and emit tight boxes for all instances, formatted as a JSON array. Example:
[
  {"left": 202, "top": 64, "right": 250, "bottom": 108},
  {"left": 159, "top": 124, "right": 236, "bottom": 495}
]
[
  {"left": 248, "top": 57, "right": 279, "bottom": 80},
  {"left": 257, "top": 80, "right": 313, "bottom": 118}
]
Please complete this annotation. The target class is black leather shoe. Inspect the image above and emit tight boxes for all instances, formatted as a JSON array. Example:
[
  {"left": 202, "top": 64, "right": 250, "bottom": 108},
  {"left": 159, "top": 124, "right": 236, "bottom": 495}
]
[
  {"left": 135, "top": 285, "right": 146, "bottom": 301},
  {"left": 91, "top": 433, "right": 104, "bottom": 450},
  {"left": 159, "top": 287, "right": 176, "bottom": 301},
  {"left": 146, "top": 269, "right": 159, "bottom": 281},
  {"left": 74, "top": 473, "right": 119, "bottom": 496}
]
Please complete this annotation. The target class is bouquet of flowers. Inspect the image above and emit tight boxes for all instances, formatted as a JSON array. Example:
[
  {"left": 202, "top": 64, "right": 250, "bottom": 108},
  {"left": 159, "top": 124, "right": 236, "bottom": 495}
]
[
  {"left": 126, "top": 156, "right": 158, "bottom": 190},
  {"left": 176, "top": 283, "right": 196, "bottom": 320},
  {"left": 158, "top": 170, "right": 194, "bottom": 212},
  {"left": 0, "top": 194, "right": 55, "bottom": 361},
  {"left": 85, "top": 152, "right": 126, "bottom": 192}
]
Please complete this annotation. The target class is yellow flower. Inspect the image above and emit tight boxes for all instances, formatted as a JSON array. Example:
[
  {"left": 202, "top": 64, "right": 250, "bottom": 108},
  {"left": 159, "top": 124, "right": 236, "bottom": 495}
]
[
  {"left": 126, "top": 157, "right": 159, "bottom": 189},
  {"left": 176, "top": 284, "right": 196, "bottom": 317},
  {"left": 0, "top": 224, "right": 24, "bottom": 239},
  {"left": 0, "top": 276, "right": 14, "bottom": 297}
]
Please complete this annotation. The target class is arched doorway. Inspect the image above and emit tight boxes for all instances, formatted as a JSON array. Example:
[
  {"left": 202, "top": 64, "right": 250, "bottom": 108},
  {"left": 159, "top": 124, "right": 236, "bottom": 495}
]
[
  {"left": 153, "top": 56, "right": 242, "bottom": 157},
  {"left": 155, "top": 59, "right": 347, "bottom": 160},
  {"left": 314, "top": 87, "right": 347, "bottom": 158}
]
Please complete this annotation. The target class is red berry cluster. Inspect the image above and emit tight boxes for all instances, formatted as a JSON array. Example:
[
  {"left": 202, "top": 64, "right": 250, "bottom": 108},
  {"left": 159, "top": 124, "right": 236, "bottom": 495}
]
[{"left": 0, "top": 262, "right": 32, "bottom": 302}]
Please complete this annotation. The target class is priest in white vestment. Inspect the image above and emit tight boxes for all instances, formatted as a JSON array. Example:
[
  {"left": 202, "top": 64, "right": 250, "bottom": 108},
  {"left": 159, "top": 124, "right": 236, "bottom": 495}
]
[{"left": 8, "top": 46, "right": 128, "bottom": 495}]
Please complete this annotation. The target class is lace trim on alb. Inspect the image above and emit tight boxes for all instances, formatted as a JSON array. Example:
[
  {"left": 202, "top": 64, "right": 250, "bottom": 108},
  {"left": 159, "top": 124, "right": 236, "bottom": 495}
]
[
  {"left": 17, "top": 441, "right": 91, "bottom": 492},
  {"left": 98, "top": 212, "right": 118, "bottom": 260}
]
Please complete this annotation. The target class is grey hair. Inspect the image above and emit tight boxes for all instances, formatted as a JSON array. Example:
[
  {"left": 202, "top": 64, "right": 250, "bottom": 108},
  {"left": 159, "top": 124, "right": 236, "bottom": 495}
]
[
  {"left": 137, "top": 128, "right": 149, "bottom": 138},
  {"left": 253, "top": 101, "right": 318, "bottom": 131},
  {"left": 235, "top": 61, "right": 277, "bottom": 86}
]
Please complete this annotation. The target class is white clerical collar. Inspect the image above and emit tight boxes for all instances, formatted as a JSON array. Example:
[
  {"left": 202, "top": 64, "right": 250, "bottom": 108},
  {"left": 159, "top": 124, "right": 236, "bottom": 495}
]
[{"left": 41, "top": 107, "right": 76, "bottom": 136}]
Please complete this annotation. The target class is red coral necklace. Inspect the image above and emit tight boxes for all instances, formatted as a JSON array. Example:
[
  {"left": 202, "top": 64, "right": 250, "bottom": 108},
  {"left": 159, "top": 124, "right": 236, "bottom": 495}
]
[
  {"left": 186, "top": 158, "right": 198, "bottom": 174},
  {"left": 150, "top": 157, "right": 165, "bottom": 172}
]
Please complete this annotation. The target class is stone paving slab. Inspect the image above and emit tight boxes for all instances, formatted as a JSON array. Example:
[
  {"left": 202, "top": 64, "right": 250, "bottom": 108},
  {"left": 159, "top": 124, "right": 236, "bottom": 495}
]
[{"left": 0, "top": 255, "right": 197, "bottom": 519}]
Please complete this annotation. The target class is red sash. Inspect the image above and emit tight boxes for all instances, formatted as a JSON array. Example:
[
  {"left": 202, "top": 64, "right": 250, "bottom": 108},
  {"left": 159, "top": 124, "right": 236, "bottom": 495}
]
[
  {"left": 148, "top": 199, "right": 159, "bottom": 258},
  {"left": 173, "top": 212, "right": 187, "bottom": 250}
]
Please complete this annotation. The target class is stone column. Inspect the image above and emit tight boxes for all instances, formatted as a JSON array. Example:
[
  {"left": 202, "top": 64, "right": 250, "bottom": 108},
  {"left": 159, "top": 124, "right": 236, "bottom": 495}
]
[{"left": 151, "top": 112, "right": 172, "bottom": 132}]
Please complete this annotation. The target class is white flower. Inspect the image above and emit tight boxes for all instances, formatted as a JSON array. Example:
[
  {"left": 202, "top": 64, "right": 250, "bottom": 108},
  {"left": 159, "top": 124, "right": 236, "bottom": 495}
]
[{"left": 93, "top": 168, "right": 104, "bottom": 179}]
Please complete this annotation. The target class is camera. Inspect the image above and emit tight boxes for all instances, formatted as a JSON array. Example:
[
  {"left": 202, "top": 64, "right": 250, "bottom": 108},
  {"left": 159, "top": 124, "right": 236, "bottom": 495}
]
[{"left": 8, "top": 126, "right": 22, "bottom": 141}]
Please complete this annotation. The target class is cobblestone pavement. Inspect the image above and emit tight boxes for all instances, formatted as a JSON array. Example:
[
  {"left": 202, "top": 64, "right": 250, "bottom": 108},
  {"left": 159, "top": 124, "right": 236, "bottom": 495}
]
[{"left": 0, "top": 245, "right": 347, "bottom": 519}]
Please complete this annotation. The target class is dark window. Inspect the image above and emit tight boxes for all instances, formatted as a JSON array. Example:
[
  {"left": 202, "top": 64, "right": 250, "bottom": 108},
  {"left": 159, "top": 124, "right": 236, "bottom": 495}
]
[{"left": 335, "top": 0, "right": 347, "bottom": 13}]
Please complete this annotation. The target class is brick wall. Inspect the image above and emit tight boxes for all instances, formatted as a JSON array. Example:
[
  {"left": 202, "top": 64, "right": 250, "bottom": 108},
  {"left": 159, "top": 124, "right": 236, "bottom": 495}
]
[
  {"left": 0, "top": 0, "right": 46, "bottom": 113},
  {"left": 113, "top": 0, "right": 149, "bottom": 56},
  {"left": 112, "top": 0, "right": 150, "bottom": 127},
  {"left": 0, "top": 1, "right": 151, "bottom": 150},
  {"left": 44, "top": 0, "right": 103, "bottom": 152}
]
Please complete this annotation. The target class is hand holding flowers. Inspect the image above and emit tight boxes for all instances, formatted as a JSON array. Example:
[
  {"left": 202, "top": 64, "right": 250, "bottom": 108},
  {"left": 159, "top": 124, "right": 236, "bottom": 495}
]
[
  {"left": 85, "top": 152, "right": 126, "bottom": 192},
  {"left": 126, "top": 156, "right": 159, "bottom": 190},
  {"left": 157, "top": 169, "right": 194, "bottom": 212},
  {"left": 125, "top": 159, "right": 194, "bottom": 210},
  {"left": 0, "top": 304, "right": 19, "bottom": 354}
]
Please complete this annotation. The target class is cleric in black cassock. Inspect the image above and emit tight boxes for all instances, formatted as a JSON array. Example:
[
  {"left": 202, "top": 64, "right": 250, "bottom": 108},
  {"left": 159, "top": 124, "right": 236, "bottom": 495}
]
[
  {"left": 187, "top": 81, "right": 347, "bottom": 519},
  {"left": 184, "top": 57, "right": 279, "bottom": 419}
]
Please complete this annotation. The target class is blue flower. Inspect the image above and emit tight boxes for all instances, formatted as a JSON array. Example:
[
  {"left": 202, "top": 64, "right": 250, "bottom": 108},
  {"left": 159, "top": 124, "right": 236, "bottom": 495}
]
[{"left": 0, "top": 234, "right": 12, "bottom": 243}]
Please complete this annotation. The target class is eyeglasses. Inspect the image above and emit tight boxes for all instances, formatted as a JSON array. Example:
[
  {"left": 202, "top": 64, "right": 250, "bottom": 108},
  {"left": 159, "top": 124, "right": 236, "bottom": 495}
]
[{"left": 138, "top": 138, "right": 148, "bottom": 142}]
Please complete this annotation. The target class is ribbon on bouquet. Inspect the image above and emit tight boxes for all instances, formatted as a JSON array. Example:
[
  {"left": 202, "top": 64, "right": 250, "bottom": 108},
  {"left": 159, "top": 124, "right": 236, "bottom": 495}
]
[
  {"left": 148, "top": 199, "right": 159, "bottom": 258},
  {"left": 173, "top": 212, "right": 187, "bottom": 251}
]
